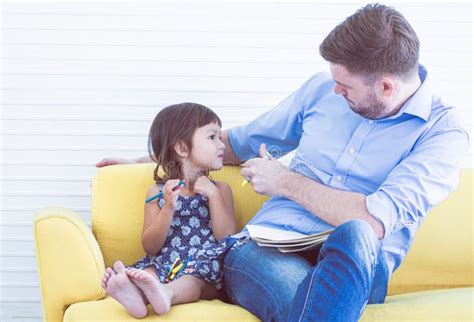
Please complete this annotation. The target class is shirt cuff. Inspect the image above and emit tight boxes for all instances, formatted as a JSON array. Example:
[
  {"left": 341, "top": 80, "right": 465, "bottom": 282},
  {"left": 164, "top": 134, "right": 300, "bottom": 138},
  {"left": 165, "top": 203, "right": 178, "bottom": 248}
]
[{"left": 365, "top": 190, "right": 398, "bottom": 239}]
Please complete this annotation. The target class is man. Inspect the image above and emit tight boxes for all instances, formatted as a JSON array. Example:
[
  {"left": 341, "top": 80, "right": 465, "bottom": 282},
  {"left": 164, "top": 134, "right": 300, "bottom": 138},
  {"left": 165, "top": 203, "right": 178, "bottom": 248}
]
[{"left": 97, "top": 4, "right": 468, "bottom": 321}]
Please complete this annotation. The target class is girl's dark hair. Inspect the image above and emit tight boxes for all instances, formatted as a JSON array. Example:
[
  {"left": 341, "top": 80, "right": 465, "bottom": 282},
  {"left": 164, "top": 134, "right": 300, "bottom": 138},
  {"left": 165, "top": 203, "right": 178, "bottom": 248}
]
[
  {"left": 148, "top": 102, "right": 222, "bottom": 183},
  {"left": 319, "top": 3, "right": 419, "bottom": 82}
]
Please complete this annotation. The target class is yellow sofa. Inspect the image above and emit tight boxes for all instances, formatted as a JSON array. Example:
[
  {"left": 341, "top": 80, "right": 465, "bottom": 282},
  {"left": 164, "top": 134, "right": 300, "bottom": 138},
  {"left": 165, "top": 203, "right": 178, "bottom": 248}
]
[{"left": 33, "top": 164, "right": 473, "bottom": 321}]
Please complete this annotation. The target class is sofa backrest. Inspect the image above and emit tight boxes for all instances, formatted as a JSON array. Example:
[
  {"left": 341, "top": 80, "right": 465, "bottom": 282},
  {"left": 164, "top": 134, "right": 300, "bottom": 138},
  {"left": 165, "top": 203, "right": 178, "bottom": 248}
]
[
  {"left": 91, "top": 164, "right": 268, "bottom": 267},
  {"left": 92, "top": 164, "right": 472, "bottom": 294}
]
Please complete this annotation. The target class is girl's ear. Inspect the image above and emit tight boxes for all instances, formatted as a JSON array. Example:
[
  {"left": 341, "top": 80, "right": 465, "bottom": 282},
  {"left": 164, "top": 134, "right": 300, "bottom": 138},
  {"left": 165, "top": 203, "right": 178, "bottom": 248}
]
[{"left": 174, "top": 140, "right": 189, "bottom": 157}]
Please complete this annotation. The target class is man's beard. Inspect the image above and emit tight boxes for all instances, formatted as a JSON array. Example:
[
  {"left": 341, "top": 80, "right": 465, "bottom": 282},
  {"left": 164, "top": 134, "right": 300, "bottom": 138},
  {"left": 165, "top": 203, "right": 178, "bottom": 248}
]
[{"left": 348, "top": 90, "right": 386, "bottom": 120}]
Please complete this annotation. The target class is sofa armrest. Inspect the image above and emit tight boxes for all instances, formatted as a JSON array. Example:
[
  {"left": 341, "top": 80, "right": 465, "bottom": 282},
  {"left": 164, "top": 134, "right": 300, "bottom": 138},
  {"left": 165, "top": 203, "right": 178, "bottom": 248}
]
[{"left": 33, "top": 208, "right": 106, "bottom": 322}]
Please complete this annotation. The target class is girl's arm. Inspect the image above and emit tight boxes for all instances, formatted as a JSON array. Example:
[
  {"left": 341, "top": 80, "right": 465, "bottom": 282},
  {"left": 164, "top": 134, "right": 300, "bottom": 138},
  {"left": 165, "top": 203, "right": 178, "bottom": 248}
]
[
  {"left": 209, "top": 181, "right": 237, "bottom": 241},
  {"left": 141, "top": 180, "right": 181, "bottom": 255}
]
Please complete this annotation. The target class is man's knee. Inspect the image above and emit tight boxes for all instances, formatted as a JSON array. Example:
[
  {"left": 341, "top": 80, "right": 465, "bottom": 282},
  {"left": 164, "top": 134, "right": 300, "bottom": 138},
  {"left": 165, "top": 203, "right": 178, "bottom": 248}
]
[{"left": 323, "top": 219, "right": 380, "bottom": 265}]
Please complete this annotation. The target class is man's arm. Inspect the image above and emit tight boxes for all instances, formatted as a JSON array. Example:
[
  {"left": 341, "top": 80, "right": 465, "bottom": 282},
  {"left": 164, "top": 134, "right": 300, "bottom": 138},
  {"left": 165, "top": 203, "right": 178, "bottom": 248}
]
[
  {"left": 95, "top": 155, "right": 152, "bottom": 168},
  {"left": 221, "top": 130, "right": 242, "bottom": 165},
  {"left": 241, "top": 153, "right": 384, "bottom": 239},
  {"left": 281, "top": 170, "right": 384, "bottom": 239},
  {"left": 242, "top": 111, "right": 469, "bottom": 241}
]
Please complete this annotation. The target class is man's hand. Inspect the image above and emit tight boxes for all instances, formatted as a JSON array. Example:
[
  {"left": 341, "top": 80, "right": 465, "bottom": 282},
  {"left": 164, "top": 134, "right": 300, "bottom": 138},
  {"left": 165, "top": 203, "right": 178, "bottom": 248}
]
[
  {"left": 95, "top": 155, "right": 153, "bottom": 168},
  {"left": 95, "top": 157, "right": 133, "bottom": 168},
  {"left": 240, "top": 143, "right": 290, "bottom": 196}
]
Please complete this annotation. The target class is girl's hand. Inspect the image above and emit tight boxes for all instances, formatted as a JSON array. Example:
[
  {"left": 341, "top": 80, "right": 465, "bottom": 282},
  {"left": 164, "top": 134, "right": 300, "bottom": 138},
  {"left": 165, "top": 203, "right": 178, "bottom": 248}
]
[
  {"left": 162, "top": 179, "right": 183, "bottom": 210},
  {"left": 194, "top": 176, "right": 219, "bottom": 198}
]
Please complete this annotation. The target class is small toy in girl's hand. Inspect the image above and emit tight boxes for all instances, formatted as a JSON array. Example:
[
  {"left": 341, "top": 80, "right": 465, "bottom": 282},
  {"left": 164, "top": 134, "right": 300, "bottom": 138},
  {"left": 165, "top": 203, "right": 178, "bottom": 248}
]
[{"left": 145, "top": 180, "right": 185, "bottom": 203}]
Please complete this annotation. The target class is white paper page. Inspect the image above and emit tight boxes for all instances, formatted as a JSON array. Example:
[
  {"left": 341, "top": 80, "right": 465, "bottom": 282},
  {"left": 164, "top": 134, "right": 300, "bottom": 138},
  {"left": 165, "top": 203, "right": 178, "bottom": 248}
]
[{"left": 246, "top": 224, "right": 309, "bottom": 241}]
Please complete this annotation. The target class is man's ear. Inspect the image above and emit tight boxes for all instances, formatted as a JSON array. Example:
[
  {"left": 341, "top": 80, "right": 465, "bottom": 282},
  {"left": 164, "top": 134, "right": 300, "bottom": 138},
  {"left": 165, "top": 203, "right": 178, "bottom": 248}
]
[
  {"left": 174, "top": 140, "right": 189, "bottom": 157},
  {"left": 379, "top": 76, "right": 396, "bottom": 97}
]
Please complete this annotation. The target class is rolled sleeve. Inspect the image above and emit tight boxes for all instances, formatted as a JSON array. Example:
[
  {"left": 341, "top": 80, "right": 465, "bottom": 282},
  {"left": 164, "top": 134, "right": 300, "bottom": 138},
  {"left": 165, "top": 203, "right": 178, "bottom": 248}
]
[
  {"left": 366, "top": 190, "right": 399, "bottom": 239},
  {"left": 365, "top": 112, "right": 469, "bottom": 239}
]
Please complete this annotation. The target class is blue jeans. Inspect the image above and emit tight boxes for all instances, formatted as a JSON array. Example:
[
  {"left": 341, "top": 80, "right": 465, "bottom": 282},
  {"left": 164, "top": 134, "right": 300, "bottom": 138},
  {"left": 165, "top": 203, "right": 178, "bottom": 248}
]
[{"left": 223, "top": 220, "right": 389, "bottom": 322}]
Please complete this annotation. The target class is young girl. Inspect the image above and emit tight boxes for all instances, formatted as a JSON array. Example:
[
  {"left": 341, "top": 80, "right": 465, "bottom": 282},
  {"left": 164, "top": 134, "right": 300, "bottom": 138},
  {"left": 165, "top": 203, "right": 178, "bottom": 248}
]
[{"left": 101, "top": 103, "right": 237, "bottom": 318}]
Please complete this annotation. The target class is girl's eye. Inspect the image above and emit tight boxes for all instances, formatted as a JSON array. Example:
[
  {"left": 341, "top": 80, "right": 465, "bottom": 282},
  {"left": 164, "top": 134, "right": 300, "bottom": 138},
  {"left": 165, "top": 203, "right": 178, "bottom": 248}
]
[{"left": 209, "top": 135, "right": 215, "bottom": 140}]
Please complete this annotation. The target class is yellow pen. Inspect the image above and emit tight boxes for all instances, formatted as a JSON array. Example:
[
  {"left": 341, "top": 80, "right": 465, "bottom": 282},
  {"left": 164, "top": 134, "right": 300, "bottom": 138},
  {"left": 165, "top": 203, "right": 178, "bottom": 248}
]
[
  {"left": 172, "top": 263, "right": 184, "bottom": 274},
  {"left": 241, "top": 151, "right": 274, "bottom": 186},
  {"left": 166, "top": 257, "right": 180, "bottom": 280},
  {"left": 168, "top": 264, "right": 183, "bottom": 281}
]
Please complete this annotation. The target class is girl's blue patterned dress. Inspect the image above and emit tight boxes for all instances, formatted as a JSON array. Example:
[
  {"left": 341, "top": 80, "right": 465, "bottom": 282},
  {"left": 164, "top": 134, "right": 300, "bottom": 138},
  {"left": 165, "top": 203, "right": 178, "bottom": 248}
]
[{"left": 129, "top": 184, "right": 236, "bottom": 289}]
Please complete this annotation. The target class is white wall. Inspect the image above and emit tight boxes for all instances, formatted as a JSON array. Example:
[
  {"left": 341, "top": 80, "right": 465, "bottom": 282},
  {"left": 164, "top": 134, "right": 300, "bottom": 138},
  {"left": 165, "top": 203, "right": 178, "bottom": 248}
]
[{"left": 0, "top": 1, "right": 472, "bottom": 320}]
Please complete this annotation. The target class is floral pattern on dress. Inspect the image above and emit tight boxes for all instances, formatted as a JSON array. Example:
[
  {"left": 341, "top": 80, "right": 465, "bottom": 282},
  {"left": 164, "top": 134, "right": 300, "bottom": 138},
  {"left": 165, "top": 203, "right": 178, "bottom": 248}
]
[{"left": 129, "top": 183, "right": 235, "bottom": 288}]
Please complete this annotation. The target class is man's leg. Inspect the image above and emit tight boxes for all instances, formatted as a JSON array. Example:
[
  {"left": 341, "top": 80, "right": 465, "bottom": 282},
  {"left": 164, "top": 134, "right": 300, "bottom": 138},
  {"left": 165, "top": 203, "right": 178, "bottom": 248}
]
[
  {"left": 288, "top": 219, "right": 388, "bottom": 322},
  {"left": 223, "top": 240, "right": 312, "bottom": 322}
]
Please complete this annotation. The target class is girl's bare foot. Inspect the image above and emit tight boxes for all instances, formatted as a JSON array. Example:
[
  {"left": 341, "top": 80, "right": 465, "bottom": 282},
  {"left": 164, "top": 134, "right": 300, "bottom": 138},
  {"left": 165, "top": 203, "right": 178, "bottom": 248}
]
[
  {"left": 104, "top": 261, "right": 148, "bottom": 319},
  {"left": 127, "top": 268, "right": 171, "bottom": 315}
]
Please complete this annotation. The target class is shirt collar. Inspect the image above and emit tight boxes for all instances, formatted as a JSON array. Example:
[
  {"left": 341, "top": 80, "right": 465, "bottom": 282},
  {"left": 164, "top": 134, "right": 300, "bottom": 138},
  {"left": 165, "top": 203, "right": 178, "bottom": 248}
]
[{"left": 382, "top": 64, "right": 432, "bottom": 122}]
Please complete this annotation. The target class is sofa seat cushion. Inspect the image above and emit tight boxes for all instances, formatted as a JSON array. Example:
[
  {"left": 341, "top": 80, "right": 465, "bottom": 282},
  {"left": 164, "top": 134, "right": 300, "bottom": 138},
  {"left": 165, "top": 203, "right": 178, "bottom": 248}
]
[
  {"left": 64, "top": 296, "right": 259, "bottom": 321},
  {"left": 361, "top": 287, "right": 473, "bottom": 321}
]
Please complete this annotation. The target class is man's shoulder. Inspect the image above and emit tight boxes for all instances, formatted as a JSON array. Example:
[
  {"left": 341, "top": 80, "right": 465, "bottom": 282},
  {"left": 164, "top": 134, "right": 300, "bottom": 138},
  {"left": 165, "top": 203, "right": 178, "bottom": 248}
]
[
  {"left": 298, "top": 72, "right": 336, "bottom": 105},
  {"left": 428, "top": 97, "right": 465, "bottom": 130},
  {"left": 304, "top": 71, "right": 334, "bottom": 90}
]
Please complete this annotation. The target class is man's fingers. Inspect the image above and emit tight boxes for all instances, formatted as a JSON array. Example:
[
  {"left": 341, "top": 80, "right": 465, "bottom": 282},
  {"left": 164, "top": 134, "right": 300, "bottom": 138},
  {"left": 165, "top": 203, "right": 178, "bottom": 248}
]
[
  {"left": 240, "top": 167, "right": 253, "bottom": 178},
  {"left": 242, "top": 158, "right": 258, "bottom": 168},
  {"left": 259, "top": 143, "right": 267, "bottom": 158},
  {"left": 95, "top": 159, "right": 113, "bottom": 167}
]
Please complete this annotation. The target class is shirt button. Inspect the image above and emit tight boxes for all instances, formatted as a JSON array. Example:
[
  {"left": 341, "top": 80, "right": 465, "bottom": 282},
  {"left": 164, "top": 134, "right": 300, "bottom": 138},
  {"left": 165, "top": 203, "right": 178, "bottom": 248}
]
[
  {"left": 336, "top": 176, "right": 342, "bottom": 181},
  {"left": 368, "top": 120, "right": 374, "bottom": 124},
  {"left": 349, "top": 148, "right": 355, "bottom": 154}
]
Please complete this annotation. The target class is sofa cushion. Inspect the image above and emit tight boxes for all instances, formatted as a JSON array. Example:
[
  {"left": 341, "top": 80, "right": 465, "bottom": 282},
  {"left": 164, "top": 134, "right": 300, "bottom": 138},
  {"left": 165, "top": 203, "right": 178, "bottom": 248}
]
[
  {"left": 361, "top": 287, "right": 474, "bottom": 321},
  {"left": 64, "top": 297, "right": 259, "bottom": 321},
  {"left": 64, "top": 288, "right": 473, "bottom": 321}
]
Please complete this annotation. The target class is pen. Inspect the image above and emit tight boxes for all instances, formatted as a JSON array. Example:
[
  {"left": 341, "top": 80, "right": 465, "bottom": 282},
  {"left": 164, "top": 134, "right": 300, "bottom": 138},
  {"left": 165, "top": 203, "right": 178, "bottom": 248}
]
[
  {"left": 166, "top": 257, "right": 181, "bottom": 281},
  {"left": 145, "top": 179, "right": 186, "bottom": 203},
  {"left": 175, "top": 256, "right": 191, "bottom": 277},
  {"left": 241, "top": 151, "right": 274, "bottom": 187}
]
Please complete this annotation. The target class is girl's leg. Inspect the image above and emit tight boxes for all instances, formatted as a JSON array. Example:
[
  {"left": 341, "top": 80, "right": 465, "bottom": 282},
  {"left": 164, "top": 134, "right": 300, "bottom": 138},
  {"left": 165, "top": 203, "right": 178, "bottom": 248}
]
[
  {"left": 127, "top": 267, "right": 217, "bottom": 315},
  {"left": 165, "top": 274, "right": 218, "bottom": 304},
  {"left": 102, "top": 260, "right": 148, "bottom": 319}
]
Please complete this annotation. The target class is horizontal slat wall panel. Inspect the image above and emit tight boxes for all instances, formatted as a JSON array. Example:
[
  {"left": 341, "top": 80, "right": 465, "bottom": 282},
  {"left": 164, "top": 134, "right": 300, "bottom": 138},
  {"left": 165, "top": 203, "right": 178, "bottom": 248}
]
[{"left": 1, "top": 1, "right": 472, "bottom": 321}]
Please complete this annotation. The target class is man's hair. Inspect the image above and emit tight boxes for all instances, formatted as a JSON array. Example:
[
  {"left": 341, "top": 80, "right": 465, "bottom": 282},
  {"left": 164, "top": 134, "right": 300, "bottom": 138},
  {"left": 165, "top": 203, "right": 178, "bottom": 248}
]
[{"left": 319, "top": 3, "right": 419, "bottom": 81}]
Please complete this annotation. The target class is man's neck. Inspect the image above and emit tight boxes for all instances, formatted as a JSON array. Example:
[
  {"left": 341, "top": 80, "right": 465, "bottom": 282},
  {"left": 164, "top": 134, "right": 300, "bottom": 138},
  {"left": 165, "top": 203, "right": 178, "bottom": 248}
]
[{"left": 384, "top": 74, "right": 422, "bottom": 118}]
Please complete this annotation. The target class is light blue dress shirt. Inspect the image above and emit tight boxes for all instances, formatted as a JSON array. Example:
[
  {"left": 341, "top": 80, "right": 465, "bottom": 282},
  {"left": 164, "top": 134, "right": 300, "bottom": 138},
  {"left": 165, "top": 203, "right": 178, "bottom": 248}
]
[{"left": 228, "top": 65, "right": 469, "bottom": 276}]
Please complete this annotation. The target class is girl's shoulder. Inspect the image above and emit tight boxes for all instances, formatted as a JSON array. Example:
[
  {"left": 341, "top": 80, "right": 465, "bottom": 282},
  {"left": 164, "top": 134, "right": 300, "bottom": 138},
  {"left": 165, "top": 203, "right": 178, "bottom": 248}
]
[
  {"left": 146, "top": 183, "right": 165, "bottom": 207},
  {"left": 147, "top": 183, "right": 162, "bottom": 193},
  {"left": 145, "top": 183, "right": 162, "bottom": 199},
  {"left": 213, "top": 180, "right": 232, "bottom": 192}
]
